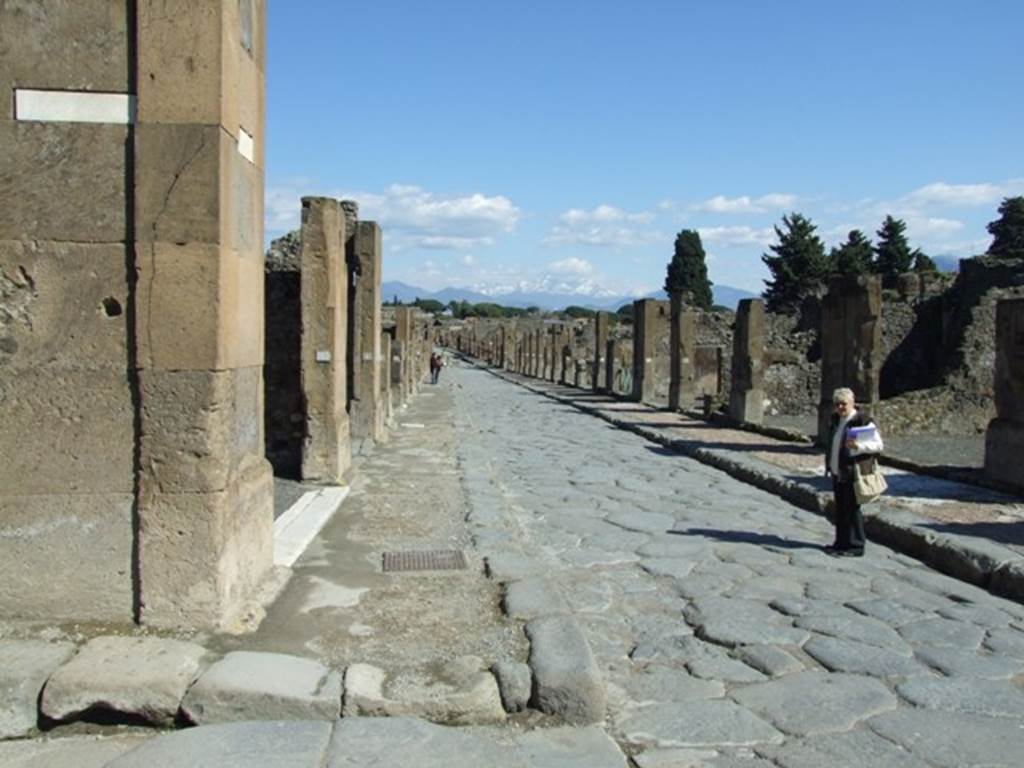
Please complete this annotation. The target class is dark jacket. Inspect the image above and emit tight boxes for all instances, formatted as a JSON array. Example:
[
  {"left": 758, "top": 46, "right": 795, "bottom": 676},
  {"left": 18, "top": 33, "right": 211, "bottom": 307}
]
[{"left": 825, "top": 410, "right": 879, "bottom": 482}]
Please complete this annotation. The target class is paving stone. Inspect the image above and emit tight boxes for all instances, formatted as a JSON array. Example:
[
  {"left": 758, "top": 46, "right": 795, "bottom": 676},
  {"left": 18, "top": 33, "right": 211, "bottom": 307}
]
[
  {"left": 326, "top": 717, "right": 627, "bottom": 768},
  {"left": 617, "top": 700, "right": 784, "bottom": 748},
  {"left": 896, "top": 676, "right": 1024, "bottom": 717},
  {"left": 0, "top": 641, "right": 75, "bottom": 738},
  {"left": 936, "top": 601, "right": 1014, "bottom": 627},
  {"left": 697, "top": 614, "right": 810, "bottom": 648},
  {"left": 526, "top": 615, "right": 606, "bottom": 724},
  {"left": 984, "top": 626, "right": 1024, "bottom": 658},
  {"left": 0, "top": 734, "right": 152, "bottom": 768},
  {"left": 491, "top": 661, "right": 531, "bottom": 712},
  {"left": 757, "top": 728, "right": 933, "bottom": 768},
  {"left": 845, "top": 597, "right": 932, "bottom": 626},
  {"left": 640, "top": 558, "right": 698, "bottom": 580},
  {"left": 768, "top": 597, "right": 852, "bottom": 619},
  {"left": 342, "top": 658, "right": 505, "bottom": 724},
  {"left": 41, "top": 636, "right": 207, "bottom": 726},
  {"left": 901, "top": 568, "right": 995, "bottom": 604},
  {"left": 632, "top": 748, "right": 718, "bottom": 768},
  {"left": 637, "top": 537, "right": 712, "bottom": 560},
  {"left": 673, "top": 574, "right": 736, "bottom": 600},
  {"left": 735, "top": 644, "right": 804, "bottom": 677},
  {"left": 802, "top": 637, "right": 929, "bottom": 677},
  {"left": 606, "top": 510, "right": 675, "bottom": 535},
  {"left": 868, "top": 709, "right": 1024, "bottom": 768},
  {"left": 727, "top": 578, "right": 803, "bottom": 602},
  {"left": 106, "top": 720, "right": 332, "bottom": 768},
  {"left": 914, "top": 645, "right": 1024, "bottom": 679},
  {"left": 631, "top": 635, "right": 704, "bottom": 665},
  {"left": 897, "top": 617, "right": 985, "bottom": 648},
  {"left": 730, "top": 672, "right": 898, "bottom": 736},
  {"left": 794, "top": 614, "right": 908, "bottom": 651},
  {"left": 869, "top": 576, "right": 951, "bottom": 612},
  {"left": 485, "top": 553, "right": 543, "bottom": 582},
  {"left": 180, "top": 651, "right": 341, "bottom": 724},
  {"left": 620, "top": 664, "right": 725, "bottom": 703},
  {"left": 686, "top": 654, "right": 767, "bottom": 683},
  {"left": 502, "top": 578, "right": 570, "bottom": 619},
  {"left": 584, "top": 530, "right": 651, "bottom": 552}
]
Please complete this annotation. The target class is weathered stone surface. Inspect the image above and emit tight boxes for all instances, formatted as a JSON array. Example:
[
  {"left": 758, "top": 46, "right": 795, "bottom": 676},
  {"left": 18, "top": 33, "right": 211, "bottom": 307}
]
[
  {"left": 620, "top": 665, "right": 725, "bottom": 703},
  {"left": 0, "top": 734, "right": 152, "bottom": 768},
  {"left": 181, "top": 651, "right": 341, "bottom": 724},
  {"left": 606, "top": 510, "right": 675, "bottom": 535},
  {"left": 896, "top": 676, "right": 1024, "bottom": 717},
  {"left": 686, "top": 655, "right": 767, "bottom": 683},
  {"left": 41, "top": 636, "right": 207, "bottom": 725},
  {"left": 897, "top": 617, "right": 985, "bottom": 648},
  {"left": 343, "top": 659, "right": 505, "bottom": 725},
  {"left": 730, "top": 672, "right": 898, "bottom": 736},
  {"left": 868, "top": 709, "right": 1024, "bottom": 768},
  {"left": 795, "top": 614, "right": 908, "bottom": 651},
  {"left": 802, "top": 636, "right": 927, "bottom": 677},
  {"left": 639, "top": 558, "right": 697, "bottom": 580},
  {"left": 758, "top": 728, "right": 933, "bottom": 768},
  {"left": 485, "top": 553, "right": 542, "bottom": 582},
  {"left": 327, "top": 717, "right": 627, "bottom": 768},
  {"left": 0, "top": 641, "right": 75, "bottom": 738},
  {"left": 618, "top": 700, "right": 784, "bottom": 748},
  {"left": 107, "top": 720, "right": 332, "bottom": 768},
  {"left": 984, "top": 626, "right": 1024, "bottom": 658},
  {"left": 845, "top": 597, "right": 932, "bottom": 626},
  {"left": 503, "top": 578, "right": 569, "bottom": 619},
  {"left": 735, "top": 644, "right": 804, "bottom": 677},
  {"left": 914, "top": 645, "right": 1024, "bottom": 679},
  {"left": 526, "top": 615, "right": 606, "bottom": 724},
  {"left": 491, "top": 661, "right": 531, "bottom": 712},
  {"left": 688, "top": 597, "right": 809, "bottom": 648},
  {"left": 936, "top": 601, "right": 1013, "bottom": 627}
]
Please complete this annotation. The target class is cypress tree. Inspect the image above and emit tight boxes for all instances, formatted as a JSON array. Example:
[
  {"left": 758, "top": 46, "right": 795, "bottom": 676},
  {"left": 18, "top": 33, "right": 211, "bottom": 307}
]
[{"left": 665, "top": 229, "right": 713, "bottom": 310}]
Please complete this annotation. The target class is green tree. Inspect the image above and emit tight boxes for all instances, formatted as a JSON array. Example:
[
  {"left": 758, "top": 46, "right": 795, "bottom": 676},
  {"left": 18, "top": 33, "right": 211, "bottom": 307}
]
[
  {"left": 665, "top": 229, "right": 713, "bottom": 310},
  {"left": 563, "top": 305, "right": 596, "bottom": 319},
  {"left": 615, "top": 303, "right": 634, "bottom": 323},
  {"left": 829, "top": 229, "right": 873, "bottom": 276},
  {"left": 911, "top": 249, "right": 937, "bottom": 273},
  {"left": 987, "top": 196, "right": 1024, "bottom": 258},
  {"left": 413, "top": 298, "right": 445, "bottom": 313},
  {"left": 761, "top": 213, "right": 829, "bottom": 313},
  {"left": 874, "top": 215, "right": 914, "bottom": 286}
]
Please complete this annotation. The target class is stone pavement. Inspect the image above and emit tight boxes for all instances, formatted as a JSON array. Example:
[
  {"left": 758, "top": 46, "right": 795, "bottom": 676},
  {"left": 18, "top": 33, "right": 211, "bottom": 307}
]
[{"left": 4, "top": 358, "right": 1024, "bottom": 766}]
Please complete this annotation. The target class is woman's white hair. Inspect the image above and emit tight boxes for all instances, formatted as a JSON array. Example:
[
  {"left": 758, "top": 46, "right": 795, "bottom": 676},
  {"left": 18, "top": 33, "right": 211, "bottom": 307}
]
[{"left": 832, "top": 387, "right": 855, "bottom": 405}]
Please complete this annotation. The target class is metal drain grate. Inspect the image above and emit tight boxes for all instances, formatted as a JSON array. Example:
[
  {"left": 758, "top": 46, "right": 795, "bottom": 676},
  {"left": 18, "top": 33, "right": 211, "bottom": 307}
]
[{"left": 382, "top": 549, "right": 467, "bottom": 573}]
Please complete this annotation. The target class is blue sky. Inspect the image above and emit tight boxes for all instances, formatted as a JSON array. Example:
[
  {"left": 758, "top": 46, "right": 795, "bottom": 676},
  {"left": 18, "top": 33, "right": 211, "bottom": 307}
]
[{"left": 265, "top": 1, "right": 1024, "bottom": 297}]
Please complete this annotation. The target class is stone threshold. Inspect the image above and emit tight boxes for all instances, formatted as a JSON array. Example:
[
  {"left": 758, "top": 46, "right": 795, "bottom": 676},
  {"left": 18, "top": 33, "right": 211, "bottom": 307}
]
[{"left": 273, "top": 486, "right": 350, "bottom": 567}]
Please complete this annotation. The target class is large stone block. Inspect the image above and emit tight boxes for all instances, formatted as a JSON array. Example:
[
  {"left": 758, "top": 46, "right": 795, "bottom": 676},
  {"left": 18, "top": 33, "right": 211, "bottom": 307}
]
[
  {"left": 0, "top": 240, "right": 129, "bottom": 372},
  {"left": 992, "top": 297, "right": 1024, "bottom": 423},
  {"left": 136, "top": 242, "right": 263, "bottom": 371},
  {"left": 729, "top": 298, "right": 766, "bottom": 423},
  {"left": 139, "top": 454, "right": 272, "bottom": 629},
  {"left": 139, "top": 367, "right": 264, "bottom": 494},
  {"left": 0, "top": 640, "right": 76, "bottom": 738},
  {"left": 0, "top": 0, "right": 131, "bottom": 101},
  {"left": 984, "top": 417, "right": 1024, "bottom": 489},
  {"left": 0, "top": 121, "right": 127, "bottom": 242},
  {"left": 0, "top": 493, "right": 133, "bottom": 622}
]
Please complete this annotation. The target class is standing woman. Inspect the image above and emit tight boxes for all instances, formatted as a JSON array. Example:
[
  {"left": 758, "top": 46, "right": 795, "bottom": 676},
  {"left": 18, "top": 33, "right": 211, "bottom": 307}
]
[{"left": 824, "top": 387, "right": 882, "bottom": 557}]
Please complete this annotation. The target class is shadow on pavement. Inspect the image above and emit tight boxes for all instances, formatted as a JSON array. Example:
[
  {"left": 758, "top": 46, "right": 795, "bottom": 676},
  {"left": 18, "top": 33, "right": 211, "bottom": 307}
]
[{"left": 670, "top": 527, "right": 821, "bottom": 550}]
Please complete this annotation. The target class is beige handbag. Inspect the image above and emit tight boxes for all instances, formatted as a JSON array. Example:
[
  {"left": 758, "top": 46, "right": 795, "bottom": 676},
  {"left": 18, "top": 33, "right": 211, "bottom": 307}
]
[{"left": 853, "top": 460, "right": 888, "bottom": 504}]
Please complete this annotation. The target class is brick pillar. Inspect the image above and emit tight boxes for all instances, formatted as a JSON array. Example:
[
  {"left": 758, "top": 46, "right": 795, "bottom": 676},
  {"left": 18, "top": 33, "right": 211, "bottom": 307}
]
[
  {"left": 668, "top": 293, "right": 697, "bottom": 411},
  {"left": 818, "top": 276, "right": 882, "bottom": 443},
  {"left": 348, "top": 221, "right": 383, "bottom": 453},
  {"left": 593, "top": 313, "right": 610, "bottom": 392},
  {"left": 985, "top": 298, "right": 1024, "bottom": 489},
  {"left": 632, "top": 299, "right": 668, "bottom": 403},
  {"left": 729, "top": 299, "right": 766, "bottom": 423}
]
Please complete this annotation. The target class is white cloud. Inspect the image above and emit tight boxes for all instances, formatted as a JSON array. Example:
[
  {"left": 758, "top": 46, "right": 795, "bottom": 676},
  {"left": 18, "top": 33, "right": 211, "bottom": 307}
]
[
  {"left": 545, "top": 204, "right": 661, "bottom": 248},
  {"left": 461, "top": 254, "right": 478, "bottom": 266},
  {"left": 902, "top": 179, "right": 1024, "bottom": 208},
  {"left": 547, "top": 257, "right": 593, "bottom": 275},
  {"left": 697, "top": 225, "right": 776, "bottom": 249},
  {"left": 559, "top": 204, "right": 654, "bottom": 225},
  {"left": 692, "top": 193, "right": 797, "bottom": 214}
]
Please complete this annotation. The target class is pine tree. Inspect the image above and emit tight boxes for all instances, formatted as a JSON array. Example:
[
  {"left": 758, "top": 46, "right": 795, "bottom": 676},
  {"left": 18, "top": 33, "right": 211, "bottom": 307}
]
[
  {"left": 761, "top": 213, "right": 828, "bottom": 313},
  {"left": 829, "top": 229, "right": 873, "bottom": 276},
  {"left": 987, "top": 196, "right": 1024, "bottom": 258},
  {"left": 665, "top": 229, "right": 713, "bottom": 310},
  {"left": 874, "top": 215, "right": 914, "bottom": 287}
]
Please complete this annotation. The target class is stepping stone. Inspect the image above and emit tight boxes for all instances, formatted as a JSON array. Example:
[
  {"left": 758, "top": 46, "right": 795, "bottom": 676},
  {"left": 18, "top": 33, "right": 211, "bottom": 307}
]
[
  {"left": 0, "top": 640, "right": 74, "bottom": 738},
  {"left": 758, "top": 728, "right": 933, "bottom": 768},
  {"left": 181, "top": 651, "right": 341, "bottom": 724},
  {"left": 730, "top": 671, "right": 897, "bottom": 736},
  {"left": 0, "top": 734, "right": 152, "bottom": 768},
  {"left": 896, "top": 677, "right": 1024, "bottom": 718},
  {"left": 41, "top": 636, "right": 207, "bottom": 725},
  {"left": 868, "top": 709, "right": 1024, "bottom": 768},
  {"left": 617, "top": 700, "right": 784, "bottom": 748},
  {"left": 526, "top": 615, "right": 606, "bottom": 724},
  {"left": 343, "top": 657, "right": 505, "bottom": 725},
  {"left": 802, "top": 637, "right": 928, "bottom": 678},
  {"left": 107, "top": 720, "right": 332, "bottom": 768}
]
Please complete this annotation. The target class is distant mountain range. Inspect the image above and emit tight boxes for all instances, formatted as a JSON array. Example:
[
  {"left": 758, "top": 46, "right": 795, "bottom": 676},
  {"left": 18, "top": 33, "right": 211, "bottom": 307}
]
[{"left": 380, "top": 281, "right": 759, "bottom": 312}]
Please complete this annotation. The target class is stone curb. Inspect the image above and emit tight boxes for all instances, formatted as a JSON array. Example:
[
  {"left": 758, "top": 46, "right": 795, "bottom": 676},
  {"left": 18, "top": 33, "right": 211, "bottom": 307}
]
[{"left": 464, "top": 358, "right": 1024, "bottom": 606}]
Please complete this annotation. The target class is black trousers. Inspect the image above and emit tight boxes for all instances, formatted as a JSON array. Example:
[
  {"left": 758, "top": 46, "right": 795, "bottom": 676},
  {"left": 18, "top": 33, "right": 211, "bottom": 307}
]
[{"left": 832, "top": 478, "right": 866, "bottom": 550}]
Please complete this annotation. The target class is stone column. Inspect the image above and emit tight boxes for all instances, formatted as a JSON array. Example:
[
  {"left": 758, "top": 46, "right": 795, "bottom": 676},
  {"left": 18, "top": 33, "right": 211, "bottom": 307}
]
[
  {"left": 348, "top": 221, "right": 383, "bottom": 454},
  {"left": 606, "top": 338, "right": 617, "bottom": 392},
  {"left": 390, "top": 337, "right": 406, "bottom": 408},
  {"left": 985, "top": 299, "right": 1024, "bottom": 489},
  {"left": 395, "top": 306, "right": 414, "bottom": 400},
  {"left": 533, "top": 327, "right": 543, "bottom": 378},
  {"left": 632, "top": 299, "right": 668, "bottom": 403},
  {"left": 817, "top": 275, "right": 882, "bottom": 443},
  {"left": 593, "top": 313, "right": 610, "bottom": 392},
  {"left": 379, "top": 330, "right": 393, "bottom": 433},
  {"left": 549, "top": 327, "right": 561, "bottom": 383},
  {"left": 729, "top": 299, "right": 766, "bottom": 423},
  {"left": 561, "top": 346, "right": 573, "bottom": 386},
  {"left": 298, "top": 198, "right": 350, "bottom": 482},
  {"left": 668, "top": 293, "right": 697, "bottom": 411}
]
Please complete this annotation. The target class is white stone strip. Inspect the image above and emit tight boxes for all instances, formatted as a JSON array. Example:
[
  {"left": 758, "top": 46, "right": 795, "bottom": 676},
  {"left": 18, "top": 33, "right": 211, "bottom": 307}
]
[
  {"left": 273, "top": 486, "right": 349, "bottom": 567},
  {"left": 237, "top": 126, "right": 255, "bottom": 162},
  {"left": 14, "top": 89, "right": 135, "bottom": 124},
  {"left": 401, "top": 422, "right": 426, "bottom": 428}
]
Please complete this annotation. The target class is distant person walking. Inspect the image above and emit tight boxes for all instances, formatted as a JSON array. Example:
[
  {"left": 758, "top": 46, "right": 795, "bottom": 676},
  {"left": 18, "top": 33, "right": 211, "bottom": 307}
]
[
  {"left": 430, "top": 352, "right": 444, "bottom": 384},
  {"left": 824, "top": 387, "right": 883, "bottom": 557}
]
